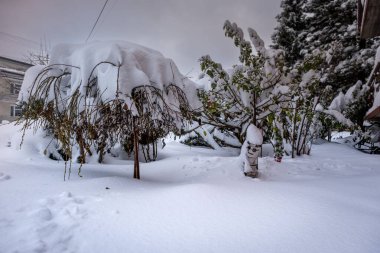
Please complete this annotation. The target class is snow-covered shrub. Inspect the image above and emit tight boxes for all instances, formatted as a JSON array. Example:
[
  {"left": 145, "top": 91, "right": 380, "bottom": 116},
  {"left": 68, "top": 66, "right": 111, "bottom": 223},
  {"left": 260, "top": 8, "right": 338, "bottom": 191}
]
[
  {"left": 197, "top": 21, "right": 295, "bottom": 176},
  {"left": 286, "top": 52, "right": 332, "bottom": 156},
  {"left": 198, "top": 21, "right": 289, "bottom": 145},
  {"left": 198, "top": 20, "right": 330, "bottom": 168},
  {"left": 18, "top": 41, "right": 201, "bottom": 179}
]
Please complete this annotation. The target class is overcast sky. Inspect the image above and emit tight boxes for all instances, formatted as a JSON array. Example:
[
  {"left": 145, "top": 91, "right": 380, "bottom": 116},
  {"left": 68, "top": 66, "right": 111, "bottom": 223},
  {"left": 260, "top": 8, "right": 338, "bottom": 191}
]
[{"left": 0, "top": 0, "right": 281, "bottom": 76}]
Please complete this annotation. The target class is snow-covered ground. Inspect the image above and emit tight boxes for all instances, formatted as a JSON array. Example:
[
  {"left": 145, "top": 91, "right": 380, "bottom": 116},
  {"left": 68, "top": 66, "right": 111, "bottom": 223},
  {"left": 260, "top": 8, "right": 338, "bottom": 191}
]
[
  {"left": 0, "top": 122, "right": 380, "bottom": 253},
  {"left": 331, "top": 131, "right": 352, "bottom": 141}
]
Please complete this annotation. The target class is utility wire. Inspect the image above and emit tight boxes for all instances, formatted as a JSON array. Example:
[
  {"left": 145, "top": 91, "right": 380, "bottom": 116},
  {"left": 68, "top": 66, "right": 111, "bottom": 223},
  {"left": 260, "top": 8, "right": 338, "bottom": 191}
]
[{"left": 85, "top": 0, "right": 110, "bottom": 43}]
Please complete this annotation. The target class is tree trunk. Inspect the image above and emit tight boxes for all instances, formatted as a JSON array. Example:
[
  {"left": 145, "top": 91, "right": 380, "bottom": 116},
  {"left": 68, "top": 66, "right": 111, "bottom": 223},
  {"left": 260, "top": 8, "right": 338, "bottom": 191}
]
[
  {"left": 296, "top": 112, "right": 307, "bottom": 156},
  {"left": 291, "top": 102, "right": 298, "bottom": 158},
  {"left": 133, "top": 116, "right": 140, "bottom": 179},
  {"left": 327, "top": 128, "right": 331, "bottom": 142}
]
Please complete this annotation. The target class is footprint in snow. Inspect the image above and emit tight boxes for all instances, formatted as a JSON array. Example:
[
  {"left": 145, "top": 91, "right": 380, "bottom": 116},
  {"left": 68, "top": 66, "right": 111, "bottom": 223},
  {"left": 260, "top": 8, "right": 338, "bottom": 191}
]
[
  {"left": 21, "top": 192, "right": 91, "bottom": 253},
  {"left": 33, "top": 207, "right": 53, "bottom": 221},
  {"left": 0, "top": 172, "right": 11, "bottom": 181}
]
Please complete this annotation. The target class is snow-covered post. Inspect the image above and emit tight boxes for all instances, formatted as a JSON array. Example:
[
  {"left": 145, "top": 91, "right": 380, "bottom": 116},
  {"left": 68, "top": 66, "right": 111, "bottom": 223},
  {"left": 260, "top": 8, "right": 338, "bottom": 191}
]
[{"left": 240, "top": 124, "right": 263, "bottom": 178}]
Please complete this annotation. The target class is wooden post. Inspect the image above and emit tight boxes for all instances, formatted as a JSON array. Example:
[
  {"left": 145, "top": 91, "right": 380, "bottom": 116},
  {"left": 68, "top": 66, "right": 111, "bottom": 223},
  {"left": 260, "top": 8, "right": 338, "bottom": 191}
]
[{"left": 133, "top": 116, "right": 140, "bottom": 179}]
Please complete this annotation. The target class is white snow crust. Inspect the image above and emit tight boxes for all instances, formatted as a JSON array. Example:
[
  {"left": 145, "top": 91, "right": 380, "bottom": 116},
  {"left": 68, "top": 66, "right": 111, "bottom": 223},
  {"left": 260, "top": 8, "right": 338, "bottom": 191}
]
[
  {"left": 18, "top": 65, "right": 45, "bottom": 101},
  {"left": 245, "top": 124, "right": 263, "bottom": 145},
  {"left": 1, "top": 123, "right": 380, "bottom": 253}
]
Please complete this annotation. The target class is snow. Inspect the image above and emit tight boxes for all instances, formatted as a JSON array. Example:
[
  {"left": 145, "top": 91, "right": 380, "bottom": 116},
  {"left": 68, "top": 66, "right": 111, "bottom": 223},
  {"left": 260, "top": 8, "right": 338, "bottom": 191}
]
[
  {"left": 213, "top": 128, "right": 242, "bottom": 147},
  {"left": 371, "top": 88, "right": 380, "bottom": 112},
  {"left": 1, "top": 123, "right": 380, "bottom": 253},
  {"left": 245, "top": 124, "right": 263, "bottom": 145},
  {"left": 344, "top": 80, "right": 361, "bottom": 104},
  {"left": 366, "top": 46, "right": 380, "bottom": 115},
  {"left": 328, "top": 91, "right": 345, "bottom": 111},
  {"left": 330, "top": 131, "right": 352, "bottom": 142},
  {"left": 323, "top": 109, "right": 354, "bottom": 127},
  {"left": 18, "top": 65, "right": 45, "bottom": 101},
  {"left": 19, "top": 41, "right": 201, "bottom": 112},
  {"left": 315, "top": 103, "right": 324, "bottom": 112},
  {"left": 300, "top": 70, "right": 316, "bottom": 88},
  {"left": 375, "top": 46, "right": 380, "bottom": 65},
  {"left": 0, "top": 66, "right": 26, "bottom": 75},
  {"left": 248, "top": 28, "right": 265, "bottom": 54},
  {"left": 224, "top": 20, "right": 244, "bottom": 43},
  {"left": 194, "top": 125, "right": 223, "bottom": 151},
  {"left": 273, "top": 85, "right": 290, "bottom": 95}
]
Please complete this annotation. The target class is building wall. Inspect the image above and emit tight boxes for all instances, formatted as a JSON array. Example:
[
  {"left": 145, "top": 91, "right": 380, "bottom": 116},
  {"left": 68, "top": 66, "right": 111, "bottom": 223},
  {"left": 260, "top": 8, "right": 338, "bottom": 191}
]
[{"left": 0, "top": 57, "right": 32, "bottom": 122}]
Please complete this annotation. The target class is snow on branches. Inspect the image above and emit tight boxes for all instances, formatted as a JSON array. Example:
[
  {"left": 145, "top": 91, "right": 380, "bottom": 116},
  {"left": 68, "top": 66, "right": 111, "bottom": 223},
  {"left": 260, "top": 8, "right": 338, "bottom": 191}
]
[
  {"left": 199, "top": 21, "right": 335, "bottom": 167},
  {"left": 199, "top": 21, "right": 293, "bottom": 176},
  {"left": 18, "top": 41, "right": 201, "bottom": 179}
]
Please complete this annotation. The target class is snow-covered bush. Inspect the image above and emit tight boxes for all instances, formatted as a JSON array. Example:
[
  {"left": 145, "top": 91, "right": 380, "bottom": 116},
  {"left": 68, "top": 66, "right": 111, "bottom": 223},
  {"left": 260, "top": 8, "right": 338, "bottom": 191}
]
[
  {"left": 197, "top": 21, "right": 296, "bottom": 175},
  {"left": 286, "top": 51, "right": 333, "bottom": 156},
  {"left": 18, "top": 41, "right": 201, "bottom": 179},
  {"left": 198, "top": 21, "right": 330, "bottom": 168},
  {"left": 198, "top": 21, "right": 289, "bottom": 144}
]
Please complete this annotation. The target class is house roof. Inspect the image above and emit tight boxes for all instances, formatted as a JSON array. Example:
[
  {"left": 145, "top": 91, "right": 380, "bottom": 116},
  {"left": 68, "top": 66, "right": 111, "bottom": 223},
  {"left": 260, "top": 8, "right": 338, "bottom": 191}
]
[
  {"left": 358, "top": 0, "right": 380, "bottom": 38},
  {"left": 0, "top": 56, "right": 33, "bottom": 70}
]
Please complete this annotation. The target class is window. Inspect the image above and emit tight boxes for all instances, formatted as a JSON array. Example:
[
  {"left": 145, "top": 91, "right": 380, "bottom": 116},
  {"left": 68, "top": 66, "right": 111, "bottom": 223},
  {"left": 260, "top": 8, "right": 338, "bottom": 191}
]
[
  {"left": 10, "top": 105, "right": 22, "bottom": 117},
  {"left": 10, "top": 83, "right": 21, "bottom": 95}
]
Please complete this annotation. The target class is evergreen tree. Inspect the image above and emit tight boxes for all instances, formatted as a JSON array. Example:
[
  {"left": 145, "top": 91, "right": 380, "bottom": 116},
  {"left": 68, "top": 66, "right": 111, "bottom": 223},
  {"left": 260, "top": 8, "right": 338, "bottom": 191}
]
[
  {"left": 304, "top": 0, "right": 379, "bottom": 128},
  {"left": 273, "top": 0, "right": 380, "bottom": 130},
  {"left": 302, "top": 0, "right": 378, "bottom": 91},
  {"left": 272, "top": 0, "right": 307, "bottom": 66}
]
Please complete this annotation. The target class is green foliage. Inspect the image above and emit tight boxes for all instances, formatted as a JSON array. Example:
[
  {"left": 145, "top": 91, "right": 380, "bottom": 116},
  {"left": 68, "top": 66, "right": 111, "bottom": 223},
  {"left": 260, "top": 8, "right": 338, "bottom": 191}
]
[
  {"left": 201, "top": 22, "right": 289, "bottom": 129},
  {"left": 199, "top": 20, "right": 326, "bottom": 155}
]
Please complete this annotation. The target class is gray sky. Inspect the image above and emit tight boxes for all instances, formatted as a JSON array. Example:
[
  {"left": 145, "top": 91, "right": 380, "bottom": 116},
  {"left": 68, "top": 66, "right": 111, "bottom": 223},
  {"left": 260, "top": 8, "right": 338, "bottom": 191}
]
[{"left": 0, "top": 0, "right": 281, "bottom": 76}]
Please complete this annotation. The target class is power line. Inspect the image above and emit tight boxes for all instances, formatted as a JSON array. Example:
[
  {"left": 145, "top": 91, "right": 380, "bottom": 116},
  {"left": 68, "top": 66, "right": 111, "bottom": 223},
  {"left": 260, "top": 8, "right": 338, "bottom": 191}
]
[{"left": 85, "top": 0, "right": 110, "bottom": 43}]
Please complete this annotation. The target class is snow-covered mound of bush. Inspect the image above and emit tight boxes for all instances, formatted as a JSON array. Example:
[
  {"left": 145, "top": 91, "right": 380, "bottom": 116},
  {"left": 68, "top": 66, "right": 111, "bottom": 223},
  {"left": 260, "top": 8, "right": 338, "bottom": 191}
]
[
  {"left": 17, "top": 41, "right": 202, "bottom": 171},
  {"left": 19, "top": 41, "right": 201, "bottom": 112}
]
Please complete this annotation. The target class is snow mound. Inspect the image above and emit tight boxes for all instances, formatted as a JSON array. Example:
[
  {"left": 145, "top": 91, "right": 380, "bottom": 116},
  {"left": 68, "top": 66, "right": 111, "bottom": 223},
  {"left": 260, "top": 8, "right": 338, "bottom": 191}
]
[
  {"left": 19, "top": 65, "right": 45, "bottom": 101},
  {"left": 245, "top": 124, "right": 263, "bottom": 145},
  {"left": 19, "top": 41, "right": 201, "bottom": 112}
]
